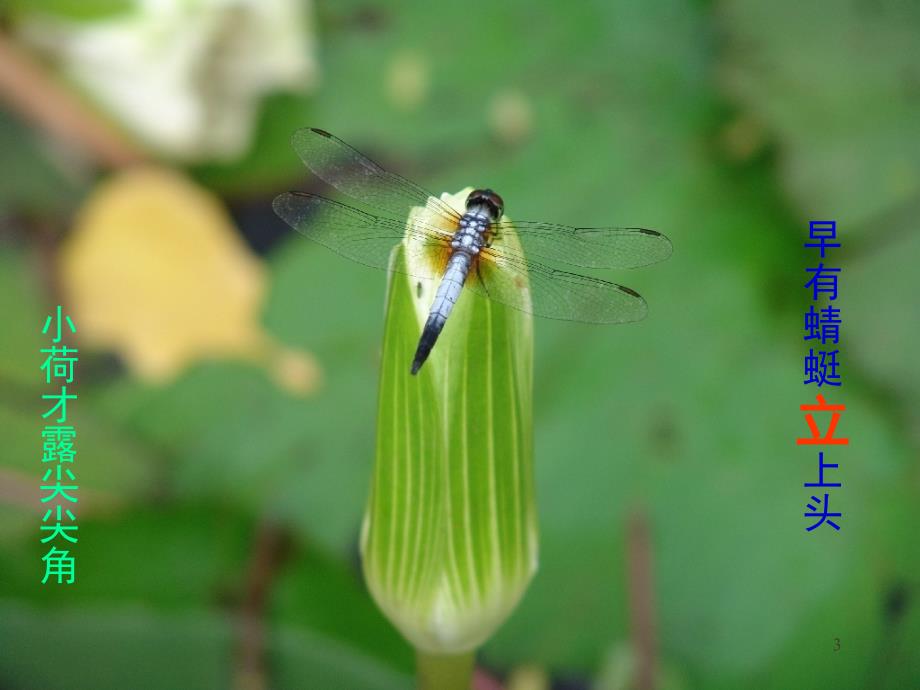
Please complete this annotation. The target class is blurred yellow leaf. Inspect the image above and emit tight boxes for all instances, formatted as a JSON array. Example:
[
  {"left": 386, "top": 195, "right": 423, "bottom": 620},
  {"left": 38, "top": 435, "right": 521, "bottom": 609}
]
[{"left": 60, "top": 166, "right": 319, "bottom": 394}]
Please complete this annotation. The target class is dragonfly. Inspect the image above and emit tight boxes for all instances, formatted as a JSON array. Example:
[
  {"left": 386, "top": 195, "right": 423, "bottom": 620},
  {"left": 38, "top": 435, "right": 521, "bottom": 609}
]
[{"left": 273, "top": 128, "right": 672, "bottom": 375}]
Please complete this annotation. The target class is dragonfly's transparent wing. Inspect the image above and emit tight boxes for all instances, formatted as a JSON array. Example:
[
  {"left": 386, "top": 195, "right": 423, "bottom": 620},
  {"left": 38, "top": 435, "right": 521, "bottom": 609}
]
[
  {"left": 291, "top": 128, "right": 463, "bottom": 225},
  {"left": 272, "top": 192, "right": 452, "bottom": 280},
  {"left": 491, "top": 219, "right": 672, "bottom": 269},
  {"left": 470, "top": 249, "right": 648, "bottom": 324}
]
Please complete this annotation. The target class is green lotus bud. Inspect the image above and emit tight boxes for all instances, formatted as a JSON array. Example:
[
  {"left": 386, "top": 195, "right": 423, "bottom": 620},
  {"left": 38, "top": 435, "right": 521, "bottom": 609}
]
[{"left": 360, "top": 188, "right": 537, "bottom": 660}]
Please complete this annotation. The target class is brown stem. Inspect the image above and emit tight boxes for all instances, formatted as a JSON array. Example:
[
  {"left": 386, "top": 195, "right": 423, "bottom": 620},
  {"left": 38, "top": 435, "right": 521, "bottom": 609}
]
[
  {"left": 473, "top": 667, "right": 505, "bottom": 690},
  {"left": 626, "top": 509, "right": 657, "bottom": 690},
  {"left": 235, "top": 518, "right": 290, "bottom": 690},
  {"left": 0, "top": 31, "right": 146, "bottom": 168}
]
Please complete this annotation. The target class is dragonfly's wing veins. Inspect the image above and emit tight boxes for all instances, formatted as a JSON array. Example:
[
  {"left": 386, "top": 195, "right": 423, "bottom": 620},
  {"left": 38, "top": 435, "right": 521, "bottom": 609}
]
[
  {"left": 470, "top": 249, "right": 648, "bottom": 324},
  {"left": 272, "top": 192, "right": 450, "bottom": 280},
  {"left": 290, "top": 128, "right": 463, "bottom": 224},
  {"left": 492, "top": 219, "right": 672, "bottom": 269},
  {"left": 279, "top": 129, "right": 669, "bottom": 325}
]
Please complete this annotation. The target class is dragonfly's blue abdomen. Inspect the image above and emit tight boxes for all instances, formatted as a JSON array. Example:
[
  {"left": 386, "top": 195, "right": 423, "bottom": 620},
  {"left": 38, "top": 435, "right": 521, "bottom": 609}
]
[
  {"left": 432, "top": 252, "right": 472, "bottom": 319},
  {"left": 410, "top": 210, "right": 490, "bottom": 374}
]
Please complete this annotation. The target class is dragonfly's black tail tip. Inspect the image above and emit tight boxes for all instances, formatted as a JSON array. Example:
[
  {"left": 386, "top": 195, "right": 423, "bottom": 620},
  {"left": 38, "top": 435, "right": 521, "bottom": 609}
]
[{"left": 411, "top": 316, "right": 442, "bottom": 376}]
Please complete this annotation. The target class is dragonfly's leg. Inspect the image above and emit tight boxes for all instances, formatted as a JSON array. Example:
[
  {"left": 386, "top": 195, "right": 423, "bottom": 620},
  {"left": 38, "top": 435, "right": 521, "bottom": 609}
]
[{"left": 473, "top": 261, "right": 490, "bottom": 296}]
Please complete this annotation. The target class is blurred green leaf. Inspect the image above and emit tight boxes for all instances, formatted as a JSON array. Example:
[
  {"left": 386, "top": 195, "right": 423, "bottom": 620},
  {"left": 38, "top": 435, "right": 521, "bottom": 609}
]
[
  {"left": 0, "top": 248, "right": 48, "bottom": 390},
  {"left": 481, "top": 140, "right": 919, "bottom": 686},
  {"left": 0, "top": 506, "right": 414, "bottom": 687},
  {"left": 0, "top": 506, "right": 250, "bottom": 606},
  {"left": 717, "top": 0, "right": 920, "bottom": 229},
  {"left": 845, "top": 225, "right": 920, "bottom": 423},
  {"left": 0, "top": 111, "right": 81, "bottom": 215},
  {"left": 9, "top": 0, "right": 133, "bottom": 22},
  {"left": 0, "top": 603, "right": 232, "bottom": 690},
  {"left": 271, "top": 623, "right": 413, "bottom": 690},
  {"left": 91, "top": 353, "right": 376, "bottom": 554},
  {"left": 273, "top": 547, "right": 415, "bottom": 673},
  {"left": 0, "top": 398, "right": 159, "bottom": 495},
  {"left": 0, "top": 602, "right": 413, "bottom": 690}
]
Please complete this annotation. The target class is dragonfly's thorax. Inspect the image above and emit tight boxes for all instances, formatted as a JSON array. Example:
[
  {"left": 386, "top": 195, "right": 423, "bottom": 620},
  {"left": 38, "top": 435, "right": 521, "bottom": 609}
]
[{"left": 451, "top": 208, "right": 491, "bottom": 255}]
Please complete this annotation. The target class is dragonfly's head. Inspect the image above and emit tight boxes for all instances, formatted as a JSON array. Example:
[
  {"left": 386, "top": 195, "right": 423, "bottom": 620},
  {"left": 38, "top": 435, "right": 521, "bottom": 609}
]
[{"left": 466, "top": 188, "right": 504, "bottom": 221}]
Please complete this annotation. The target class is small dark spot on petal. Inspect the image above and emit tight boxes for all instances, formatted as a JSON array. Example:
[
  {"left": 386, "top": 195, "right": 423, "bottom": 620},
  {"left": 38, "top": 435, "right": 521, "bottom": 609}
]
[{"left": 416, "top": 281, "right": 423, "bottom": 298}]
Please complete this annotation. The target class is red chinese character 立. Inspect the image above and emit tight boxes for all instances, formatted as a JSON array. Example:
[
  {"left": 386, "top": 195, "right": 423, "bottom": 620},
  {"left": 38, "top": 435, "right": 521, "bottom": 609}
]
[{"left": 797, "top": 394, "right": 849, "bottom": 445}]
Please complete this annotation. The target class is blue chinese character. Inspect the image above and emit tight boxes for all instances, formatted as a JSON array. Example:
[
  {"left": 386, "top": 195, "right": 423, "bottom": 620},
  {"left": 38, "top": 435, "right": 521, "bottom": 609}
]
[
  {"left": 805, "top": 264, "right": 840, "bottom": 301},
  {"left": 804, "top": 452, "right": 842, "bottom": 488},
  {"left": 804, "top": 221, "right": 840, "bottom": 258},
  {"left": 805, "top": 493, "right": 842, "bottom": 531},
  {"left": 805, "top": 305, "right": 840, "bottom": 343},
  {"left": 804, "top": 349, "right": 841, "bottom": 387}
]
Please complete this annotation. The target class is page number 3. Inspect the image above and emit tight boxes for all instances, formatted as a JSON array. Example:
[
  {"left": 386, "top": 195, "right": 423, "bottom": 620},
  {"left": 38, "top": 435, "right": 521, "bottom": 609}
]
[{"left": 834, "top": 637, "right": 841, "bottom": 651}]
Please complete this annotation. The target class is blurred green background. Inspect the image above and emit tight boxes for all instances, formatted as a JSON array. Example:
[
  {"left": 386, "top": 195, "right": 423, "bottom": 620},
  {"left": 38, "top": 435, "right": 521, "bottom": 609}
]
[{"left": 1, "top": 1, "right": 918, "bottom": 688}]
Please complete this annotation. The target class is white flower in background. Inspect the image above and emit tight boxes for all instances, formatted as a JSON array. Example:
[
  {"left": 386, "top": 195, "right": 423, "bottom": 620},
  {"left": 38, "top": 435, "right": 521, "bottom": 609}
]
[{"left": 18, "top": 0, "right": 316, "bottom": 161}]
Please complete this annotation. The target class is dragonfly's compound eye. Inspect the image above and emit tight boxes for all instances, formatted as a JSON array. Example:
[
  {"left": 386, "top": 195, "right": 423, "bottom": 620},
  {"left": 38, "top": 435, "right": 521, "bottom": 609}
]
[{"left": 466, "top": 188, "right": 505, "bottom": 220}]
